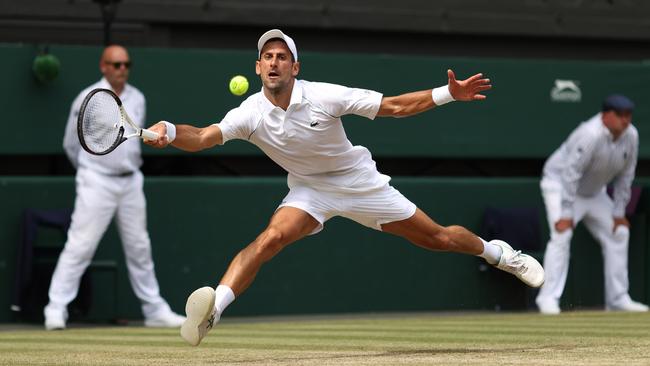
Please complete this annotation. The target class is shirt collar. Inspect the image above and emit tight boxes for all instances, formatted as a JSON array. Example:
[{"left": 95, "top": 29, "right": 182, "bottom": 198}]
[
  {"left": 258, "top": 79, "right": 303, "bottom": 115},
  {"left": 288, "top": 79, "right": 303, "bottom": 107}
]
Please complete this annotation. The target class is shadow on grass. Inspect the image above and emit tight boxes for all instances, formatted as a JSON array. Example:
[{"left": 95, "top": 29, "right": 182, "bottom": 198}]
[{"left": 221, "top": 345, "right": 575, "bottom": 364}]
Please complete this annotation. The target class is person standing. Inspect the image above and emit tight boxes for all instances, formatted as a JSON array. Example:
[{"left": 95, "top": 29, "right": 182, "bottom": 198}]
[
  {"left": 536, "top": 94, "right": 649, "bottom": 314},
  {"left": 44, "top": 45, "right": 186, "bottom": 330}
]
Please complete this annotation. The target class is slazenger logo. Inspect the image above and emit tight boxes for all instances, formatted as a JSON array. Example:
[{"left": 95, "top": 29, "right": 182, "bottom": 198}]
[{"left": 550, "top": 79, "right": 581, "bottom": 102}]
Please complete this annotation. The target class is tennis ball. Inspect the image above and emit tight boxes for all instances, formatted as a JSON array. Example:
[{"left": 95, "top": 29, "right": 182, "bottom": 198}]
[{"left": 229, "top": 75, "right": 249, "bottom": 96}]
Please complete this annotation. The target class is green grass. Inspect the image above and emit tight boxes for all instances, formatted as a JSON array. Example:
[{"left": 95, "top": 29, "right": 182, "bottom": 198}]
[{"left": 1, "top": 311, "right": 649, "bottom": 365}]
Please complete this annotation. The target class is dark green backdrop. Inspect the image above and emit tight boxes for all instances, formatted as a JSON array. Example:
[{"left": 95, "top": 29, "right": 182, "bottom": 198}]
[
  {"left": 2, "top": 44, "right": 649, "bottom": 157},
  {"left": 0, "top": 177, "right": 648, "bottom": 323},
  {"left": 1, "top": 44, "right": 649, "bottom": 323}
]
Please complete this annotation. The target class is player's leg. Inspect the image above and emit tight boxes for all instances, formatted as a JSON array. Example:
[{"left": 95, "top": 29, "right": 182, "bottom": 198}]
[
  {"left": 535, "top": 178, "right": 576, "bottom": 314},
  {"left": 381, "top": 207, "right": 544, "bottom": 287},
  {"left": 340, "top": 184, "right": 544, "bottom": 287},
  {"left": 44, "top": 169, "right": 117, "bottom": 330},
  {"left": 181, "top": 206, "right": 320, "bottom": 346},
  {"left": 221, "top": 206, "right": 320, "bottom": 294},
  {"left": 381, "top": 207, "right": 483, "bottom": 255},
  {"left": 582, "top": 191, "right": 648, "bottom": 311},
  {"left": 115, "top": 171, "right": 185, "bottom": 327}
]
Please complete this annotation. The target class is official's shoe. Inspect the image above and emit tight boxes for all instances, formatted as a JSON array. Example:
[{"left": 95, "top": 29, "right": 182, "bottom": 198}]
[
  {"left": 44, "top": 306, "right": 67, "bottom": 331},
  {"left": 180, "top": 287, "right": 218, "bottom": 346},
  {"left": 145, "top": 311, "right": 186, "bottom": 328},
  {"left": 491, "top": 240, "right": 545, "bottom": 288},
  {"left": 536, "top": 297, "right": 561, "bottom": 315},
  {"left": 44, "top": 314, "right": 66, "bottom": 331},
  {"left": 607, "top": 298, "right": 649, "bottom": 312}
]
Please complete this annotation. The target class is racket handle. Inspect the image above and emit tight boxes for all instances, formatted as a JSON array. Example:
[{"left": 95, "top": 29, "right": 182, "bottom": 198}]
[{"left": 140, "top": 128, "right": 159, "bottom": 141}]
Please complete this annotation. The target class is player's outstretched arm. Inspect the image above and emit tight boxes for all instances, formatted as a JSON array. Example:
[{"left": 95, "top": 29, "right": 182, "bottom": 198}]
[
  {"left": 144, "top": 122, "right": 223, "bottom": 152},
  {"left": 377, "top": 69, "right": 491, "bottom": 118}
]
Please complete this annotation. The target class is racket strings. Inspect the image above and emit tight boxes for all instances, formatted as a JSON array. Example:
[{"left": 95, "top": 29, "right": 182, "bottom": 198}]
[{"left": 81, "top": 91, "right": 123, "bottom": 154}]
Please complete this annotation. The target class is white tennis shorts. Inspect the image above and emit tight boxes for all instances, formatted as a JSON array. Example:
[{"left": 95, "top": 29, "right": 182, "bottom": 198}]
[{"left": 278, "top": 184, "right": 417, "bottom": 235}]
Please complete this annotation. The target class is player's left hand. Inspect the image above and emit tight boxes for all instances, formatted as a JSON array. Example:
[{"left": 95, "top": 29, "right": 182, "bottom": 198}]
[
  {"left": 447, "top": 69, "right": 492, "bottom": 101},
  {"left": 144, "top": 122, "right": 172, "bottom": 148}
]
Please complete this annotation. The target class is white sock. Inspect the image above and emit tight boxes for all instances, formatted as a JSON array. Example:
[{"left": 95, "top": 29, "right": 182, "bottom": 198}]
[
  {"left": 477, "top": 238, "right": 502, "bottom": 264},
  {"left": 214, "top": 285, "right": 235, "bottom": 315}
]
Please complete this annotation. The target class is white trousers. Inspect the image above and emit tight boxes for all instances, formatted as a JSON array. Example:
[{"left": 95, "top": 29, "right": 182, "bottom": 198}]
[
  {"left": 536, "top": 178, "right": 631, "bottom": 308},
  {"left": 45, "top": 168, "right": 171, "bottom": 319}
]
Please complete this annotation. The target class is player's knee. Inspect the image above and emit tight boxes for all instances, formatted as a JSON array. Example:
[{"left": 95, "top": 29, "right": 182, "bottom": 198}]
[{"left": 255, "top": 227, "right": 286, "bottom": 258}]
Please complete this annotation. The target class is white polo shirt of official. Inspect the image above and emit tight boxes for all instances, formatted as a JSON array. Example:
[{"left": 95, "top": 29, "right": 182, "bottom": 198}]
[
  {"left": 217, "top": 79, "right": 390, "bottom": 193},
  {"left": 542, "top": 113, "right": 638, "bottom": 218}
]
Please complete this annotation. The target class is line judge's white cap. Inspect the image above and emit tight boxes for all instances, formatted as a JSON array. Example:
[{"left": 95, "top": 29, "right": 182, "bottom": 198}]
[{"left": 257, "top": 29, "right": 298, "bottom": 61}]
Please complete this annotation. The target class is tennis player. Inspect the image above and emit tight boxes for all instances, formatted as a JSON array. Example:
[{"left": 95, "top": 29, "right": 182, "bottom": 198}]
[{"left": 145, "top": 29, "right": 545, "bottom": 346}]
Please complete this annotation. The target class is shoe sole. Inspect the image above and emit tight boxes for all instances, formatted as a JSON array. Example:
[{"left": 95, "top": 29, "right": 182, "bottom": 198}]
[
  {"left": 606, "top": 307, "right": 649, "bottom": 312},
  {"left": 44, "top": 319, "right": 66, "bottom": 331},
  {"left": 44, "top": 324, "right": 65, "bottom": 331},
  {"left": 180, "top": 287, "right": 215, "bottom": 346}
]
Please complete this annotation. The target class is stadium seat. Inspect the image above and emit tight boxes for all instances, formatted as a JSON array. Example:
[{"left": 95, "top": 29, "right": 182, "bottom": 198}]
[
  {"left": 11, "top": 208, "right": 117, "bottom": 323},
  {"left": 482, "top": 206, "right": 544, "bottom": 257},
  {"left": 482, "top": 206, "right": 544, "bottom": 310}
]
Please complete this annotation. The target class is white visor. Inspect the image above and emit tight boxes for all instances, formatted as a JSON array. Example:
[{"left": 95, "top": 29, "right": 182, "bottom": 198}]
[{"left": 257, "top": 29, "right": 298, "bottom": 61}]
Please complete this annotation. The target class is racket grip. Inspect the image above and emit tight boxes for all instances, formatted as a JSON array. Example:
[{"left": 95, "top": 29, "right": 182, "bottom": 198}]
[{"left": 140, "top": 128, "right": 160, "bottom": 141}]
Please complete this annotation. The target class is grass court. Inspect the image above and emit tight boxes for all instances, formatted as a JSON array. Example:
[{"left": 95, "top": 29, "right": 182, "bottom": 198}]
[{"left": 1, "top": 311, "right": 649, "bottom": 365}]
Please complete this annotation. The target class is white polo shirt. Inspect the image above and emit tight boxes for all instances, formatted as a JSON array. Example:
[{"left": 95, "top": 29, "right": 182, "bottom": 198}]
[
  {"left": 543, "top": 113, "right": 638, "bottom": 218},
  {"left": 218, "top": 79, "right": 390, "bottom": 193}
]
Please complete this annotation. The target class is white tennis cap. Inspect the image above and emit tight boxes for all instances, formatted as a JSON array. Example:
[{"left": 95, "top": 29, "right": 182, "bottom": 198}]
[{"left": 257, "top": 29, "right": 298, "bottom": 61}]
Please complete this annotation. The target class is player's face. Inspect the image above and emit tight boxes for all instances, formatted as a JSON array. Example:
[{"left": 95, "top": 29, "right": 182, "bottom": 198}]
[
  {"left": 256, "top": 40, "right": 299, "bottom": 94},
  {"left": 603, "top": 110, "right": 632, "bottom": 138},
  {"left": 100, "top": 46, "right": 130, "bottom": 91}
]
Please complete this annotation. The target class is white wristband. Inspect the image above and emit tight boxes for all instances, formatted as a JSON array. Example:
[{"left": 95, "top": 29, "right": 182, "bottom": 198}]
[
  {"left": 431, "top": 85, "right": 455, "bottom": 106},
  {"left": 161, "top": 121, "right": 176, "bottom": 143}
]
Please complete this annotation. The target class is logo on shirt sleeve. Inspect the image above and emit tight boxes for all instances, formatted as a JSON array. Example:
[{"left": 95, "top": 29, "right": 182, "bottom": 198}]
[{"left": 310, "top": 121, "right": 320, "bottom": 127}]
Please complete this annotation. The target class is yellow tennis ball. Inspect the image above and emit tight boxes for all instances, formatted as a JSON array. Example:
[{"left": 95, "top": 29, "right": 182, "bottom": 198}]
[{"left": 229, "top": 75, "right": 249, "bottom": 96}]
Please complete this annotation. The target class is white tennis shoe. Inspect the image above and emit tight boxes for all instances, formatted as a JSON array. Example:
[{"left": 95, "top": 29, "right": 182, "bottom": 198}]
[
  {"left": 145, "top": 310, "right": 186, "bottom": 328},
  {"left": 180, "top": 286, "right": 218, "bottom": 346},
  {"left": 536, "top": 297, "right": 561, "bottom": 315},
  {"left": 607, "top": 297, "right": 649, "bottom": 312},
  {"left": 44, "top": 313, "right": 66, "bottom": 331},
  {"left": 491, "top": 240, "right": 545, "bottom": 288},
  {"left": 44, "top": 305, "right": 67, "bottom": 331}
]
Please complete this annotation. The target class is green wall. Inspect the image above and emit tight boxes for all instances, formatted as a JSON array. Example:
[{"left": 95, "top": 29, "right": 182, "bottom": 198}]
[
  {"left": 1, "top": 177, "right": 647, "bottom": 323},
  {"left": 2, "top": 43, "right": 649, "bottom": 323},
  {"left": 2, "top": 43, "right": 650, "bottom": 158}
]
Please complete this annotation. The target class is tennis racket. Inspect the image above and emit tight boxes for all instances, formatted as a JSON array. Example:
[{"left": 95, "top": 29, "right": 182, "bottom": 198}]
[{"left": 77, "top": 88, "right": 159, "bottom": 155}]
